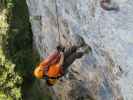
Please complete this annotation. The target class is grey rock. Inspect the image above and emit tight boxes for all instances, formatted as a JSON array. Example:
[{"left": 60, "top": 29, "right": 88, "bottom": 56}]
[{"left": 26, "top": 0, "right": 133, "bottom": 100}]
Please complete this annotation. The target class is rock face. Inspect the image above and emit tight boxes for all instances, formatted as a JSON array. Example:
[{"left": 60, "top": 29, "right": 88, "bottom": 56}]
[{"left": 26, "top": 0, "right": 133, "bottom": 100}]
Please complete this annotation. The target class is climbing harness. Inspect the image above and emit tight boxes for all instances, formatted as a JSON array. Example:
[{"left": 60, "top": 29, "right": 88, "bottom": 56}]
[{"left": 55, "top": 0, "right": 61, "bottom": 45}]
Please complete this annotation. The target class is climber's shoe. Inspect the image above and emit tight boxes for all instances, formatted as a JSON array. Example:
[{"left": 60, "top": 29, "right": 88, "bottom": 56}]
[
  {"left": 78, "top": 37, "right": 87, "bottom": 47},
  {"left": 71, "top": 34, "right": 87, "bottom": 48},
  {"left": 75, "top": 35, "right": 87, "bottom": 48},
  {"left": 82, "top": 45, "right": 92, "bottom": 54},
  {"left": 77, "top": 44, "right": 92, "bottom": 54}
]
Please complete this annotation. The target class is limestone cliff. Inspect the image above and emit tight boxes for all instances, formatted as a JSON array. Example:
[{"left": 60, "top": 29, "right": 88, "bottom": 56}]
[{"left": 26, "top": 0, "right": 133, "bottom": 100}]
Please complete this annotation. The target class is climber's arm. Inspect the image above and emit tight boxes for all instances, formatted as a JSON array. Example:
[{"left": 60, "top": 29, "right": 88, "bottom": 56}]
[
  {"left": 39, "top": 50, "right": 60, "bottom": 67},
  {"left": 58, "top": 52, "right": 64, "bottom": 66},
  {"left": 39, "top": 59, "right": 49, "bottom": 67}
]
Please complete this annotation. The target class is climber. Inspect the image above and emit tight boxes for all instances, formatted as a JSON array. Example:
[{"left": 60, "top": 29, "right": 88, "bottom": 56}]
[
  {"left": 34, "top": 41, "right": 91, "bottom": 86},
  {"left": 100, "top": 0, "right": 119, "bottom": 11}
]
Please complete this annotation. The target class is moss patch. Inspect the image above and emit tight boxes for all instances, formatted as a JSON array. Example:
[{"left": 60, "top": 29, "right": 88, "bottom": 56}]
[{"left": 0, "top": 6, "right": 22, "bottom": 100}]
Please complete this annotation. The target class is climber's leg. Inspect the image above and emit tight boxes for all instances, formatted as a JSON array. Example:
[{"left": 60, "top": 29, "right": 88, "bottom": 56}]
[
  {"left": 64, "top": 41, "right": 86, "bottom": 58},
  {"left": 64, "top": 46, "right": 79, "bottom": 58},
  {"left": 63, "top": 52, "right": 84, "bottom": 73}
]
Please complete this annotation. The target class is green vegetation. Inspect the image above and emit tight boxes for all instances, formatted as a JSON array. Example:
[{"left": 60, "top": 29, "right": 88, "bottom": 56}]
[
  {"left": 0, "top": 7, "right": 23, "bottom": 100},
  {"left": 0, "top": 0, "right": 45, "bottom": 100},
  {"left": 0, "top": 0, "right": 14, "bottom": 10},
  {"left": 6, "top": 0, "right": 39, "bottom": 77},
  {"left": 0, "top": 0, "right": 52, "bottom": 100}
]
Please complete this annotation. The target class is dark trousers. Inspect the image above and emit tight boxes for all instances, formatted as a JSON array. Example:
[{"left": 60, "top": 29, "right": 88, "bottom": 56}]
[{"left": 62, "top": 46, "right": 84, "bottom": 73}]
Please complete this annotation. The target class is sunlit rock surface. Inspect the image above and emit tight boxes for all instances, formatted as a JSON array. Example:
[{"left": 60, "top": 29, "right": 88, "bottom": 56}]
[{"left": 26, "top": 0, "right": 133, "bottom": 99}]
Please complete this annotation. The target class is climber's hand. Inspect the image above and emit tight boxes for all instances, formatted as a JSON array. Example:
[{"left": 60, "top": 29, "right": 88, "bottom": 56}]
[
  {"left": 56, "top": 45, "right": 65, "bottom": 52},
  {"left": 58, "top": 52, "right": 64, "bottom": 66}
]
